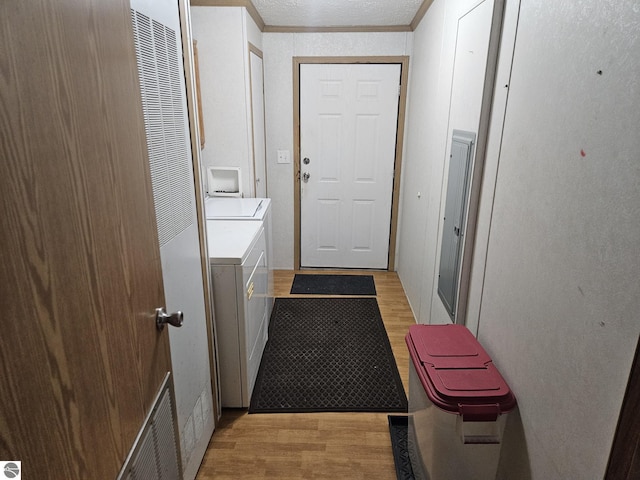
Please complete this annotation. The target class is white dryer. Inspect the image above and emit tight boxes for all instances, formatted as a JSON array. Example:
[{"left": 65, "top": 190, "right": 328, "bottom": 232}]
[
  {"left": 207, "top": 220, "right": 269, "bottom": 408},
  {"left": 204, "top": 196, "right": 274, "bottom": 317}
]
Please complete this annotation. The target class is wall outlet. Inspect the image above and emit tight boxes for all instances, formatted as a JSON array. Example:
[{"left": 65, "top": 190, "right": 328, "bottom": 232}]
[{"left": 277, "top": 150, "right": 290, "bottom": 164}]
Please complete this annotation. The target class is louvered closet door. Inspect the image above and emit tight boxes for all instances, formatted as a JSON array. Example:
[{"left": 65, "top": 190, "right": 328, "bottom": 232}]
[{"left": 130, "top": 1, "right": 214, "bottom": 478}]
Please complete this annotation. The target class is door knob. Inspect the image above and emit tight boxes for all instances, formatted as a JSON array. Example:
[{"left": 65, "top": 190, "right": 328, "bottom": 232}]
[
  {"left": 302, "top": 172, "right": 310, "bottom": 183},
  {"left": 156, "top": 307, "right": 184, "bottom": 330}
]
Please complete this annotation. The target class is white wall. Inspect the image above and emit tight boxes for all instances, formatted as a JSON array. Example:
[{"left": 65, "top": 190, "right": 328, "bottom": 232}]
[
  {"left": 396, "top": 1, "right": 446, "bottom": 320},
  {"left": 400, "top": 0, "right": 640, "bottom": 478},
  {"left": 262, "top": 32, "right": 413, "bottom": 269},
  {"left": 397, "top": 0, "right": 493, "bottom": 325},
  {"left": 191, "top": 7, "right": 261, "bottom": 198},
  {"left": 478, "top": 1, "right": 640, "bottom": 478}
]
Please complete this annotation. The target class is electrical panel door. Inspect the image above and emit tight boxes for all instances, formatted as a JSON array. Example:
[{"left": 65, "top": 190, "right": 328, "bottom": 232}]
[{"left": 438, "top": 130, "right": 476, "bottom": 319}]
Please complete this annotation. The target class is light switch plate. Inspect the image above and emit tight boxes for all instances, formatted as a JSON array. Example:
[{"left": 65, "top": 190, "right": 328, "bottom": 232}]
[{"left": 277, "top": 150, "right": 290, "bottom": 164}]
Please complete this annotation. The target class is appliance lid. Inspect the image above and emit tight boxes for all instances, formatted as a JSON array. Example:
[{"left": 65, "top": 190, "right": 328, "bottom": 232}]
[
  {"left": 406, "top": 325, "right": 516, "bottom": 420},
  {"left": 205, "top": 197, "right": 263, "bottom": 219},
  {"left": 206, "top": 220, "right": 263, "bottom": 264}
]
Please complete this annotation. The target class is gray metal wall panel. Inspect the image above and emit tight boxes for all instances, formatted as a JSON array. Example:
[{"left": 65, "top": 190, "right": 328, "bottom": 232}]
[{"left": 438, "top": 130, "right": 475, "bottom": 318}]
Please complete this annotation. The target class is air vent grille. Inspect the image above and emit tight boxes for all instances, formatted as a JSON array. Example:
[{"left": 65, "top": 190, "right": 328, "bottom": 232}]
[
  {"left": 131, "top": 10, "right": 194, "bottom": 247},
  {"left": 118, "top": 374, "right": 181, "bottom": 480}
]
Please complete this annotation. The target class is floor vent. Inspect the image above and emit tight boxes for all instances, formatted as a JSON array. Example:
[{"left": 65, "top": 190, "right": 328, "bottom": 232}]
[{"left": 118, "top": 373, "right": 182, "bottom": 480}]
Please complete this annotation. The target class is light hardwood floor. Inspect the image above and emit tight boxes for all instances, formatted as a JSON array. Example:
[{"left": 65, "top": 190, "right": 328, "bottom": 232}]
[{"left": 196, "top": 270, "right": 416, "bottom": 480}]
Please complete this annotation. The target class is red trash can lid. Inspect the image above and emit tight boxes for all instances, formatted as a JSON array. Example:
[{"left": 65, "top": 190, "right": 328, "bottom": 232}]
[{"left": 406, "top": 324, "right": 516, "bottom": 420}]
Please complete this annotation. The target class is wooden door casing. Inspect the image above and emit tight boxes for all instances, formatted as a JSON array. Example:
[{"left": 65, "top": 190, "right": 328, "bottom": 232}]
[{"left": 0, "top": 0, "right": 172, "bottom": 478}]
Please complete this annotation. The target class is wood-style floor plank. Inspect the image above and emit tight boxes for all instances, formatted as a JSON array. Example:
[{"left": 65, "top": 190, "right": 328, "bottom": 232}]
[{"left": 196, "top": 270, "right": 416, "bottom": 480}]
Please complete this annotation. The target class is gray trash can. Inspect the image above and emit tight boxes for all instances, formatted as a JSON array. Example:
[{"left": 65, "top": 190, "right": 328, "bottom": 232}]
[{"left": 406, "top": 324, "right": 516, "bottom": 480}]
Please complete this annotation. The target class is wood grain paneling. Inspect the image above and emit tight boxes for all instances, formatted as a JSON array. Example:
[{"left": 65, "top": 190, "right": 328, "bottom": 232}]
[
  {"left": 196, "top": 270, "right": 416, "bottom": 479},
  {"left": 0, "top": 1, "right": 171, "bottom": 478},
  {"left": 606, "top": 336, "right": 640, "bottom": 480}
]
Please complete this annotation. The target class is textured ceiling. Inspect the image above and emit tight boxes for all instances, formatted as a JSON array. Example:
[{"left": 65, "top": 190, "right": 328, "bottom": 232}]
[{"left": 251, "top": 0, "right": 425, "bottom": 28}]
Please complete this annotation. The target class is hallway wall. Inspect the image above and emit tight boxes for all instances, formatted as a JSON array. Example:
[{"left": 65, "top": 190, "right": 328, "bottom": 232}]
[
  {"left": 395, "top": 0, "right": 447, "bottom": 323},
  {"left": 191, "top": 6, "right": 262, "bottom": 198},
  {"left": 477, "top": 2, "right": 640, "bottom": 478},
  {"left": 398, "top": 0, "right": 640, "bottom": 478}
]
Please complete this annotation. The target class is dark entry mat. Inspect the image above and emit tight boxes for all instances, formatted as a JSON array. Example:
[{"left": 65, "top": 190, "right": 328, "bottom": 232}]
[
  {"left": 388, "top": 416, "right": 415, "bottom": 480},
  {"left": 290, "top": 274, "right": 377, "bottom": 295},
  {"left": 249, "top": 298, "right": 407, "bottom": 413}
]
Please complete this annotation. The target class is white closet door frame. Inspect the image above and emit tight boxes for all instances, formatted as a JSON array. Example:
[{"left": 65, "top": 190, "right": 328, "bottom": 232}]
[{"left": 249, "top": 43, "right": 267, "bottom": 198}]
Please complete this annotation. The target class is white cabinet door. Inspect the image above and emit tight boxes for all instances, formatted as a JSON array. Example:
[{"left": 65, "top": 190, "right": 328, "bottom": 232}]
[{"left": 130, "top": 1, "right": 214, "bottom": 478}]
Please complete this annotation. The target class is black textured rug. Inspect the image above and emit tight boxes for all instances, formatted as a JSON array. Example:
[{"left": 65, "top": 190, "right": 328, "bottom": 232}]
[
  {"left": 249, "top": 298, "right": 407, "bottom": 413},
  {"left": 290, "top": 274, "right": 377, "bottom": 295},
  {"left": 388, "top": 416, "right": 415, "bottom": 480}
]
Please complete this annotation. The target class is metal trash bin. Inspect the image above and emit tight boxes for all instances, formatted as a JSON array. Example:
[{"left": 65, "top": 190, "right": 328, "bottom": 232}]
[{"left": 406, "top": 324, "right": 516, "bottom": 480}]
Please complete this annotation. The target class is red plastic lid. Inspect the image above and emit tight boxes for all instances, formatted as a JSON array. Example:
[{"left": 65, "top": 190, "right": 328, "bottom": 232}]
[{"left": 406, "top": 324, "right": 516, "bottom": 420}]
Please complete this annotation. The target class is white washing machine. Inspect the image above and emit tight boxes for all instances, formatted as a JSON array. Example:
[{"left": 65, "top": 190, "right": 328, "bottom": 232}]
[
  {"left": 207, "top": 220, "right": 269, "bottom": 408},
  {"left": 204, "top": 196, "right": 274, "bottom": 317}
]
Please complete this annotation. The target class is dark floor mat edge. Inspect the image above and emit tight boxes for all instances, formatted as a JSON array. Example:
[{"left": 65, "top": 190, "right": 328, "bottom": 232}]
[
  {"left": 388, "top": 415, "right": 415, "bottom": 480},
  {"left": 290, "top": 274, "right": 377, "bottom": 295}
]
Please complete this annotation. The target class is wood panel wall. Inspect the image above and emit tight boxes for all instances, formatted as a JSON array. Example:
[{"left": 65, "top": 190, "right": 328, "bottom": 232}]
[{"left": 606, "top": 336, "right": 640, "bottom": 479}]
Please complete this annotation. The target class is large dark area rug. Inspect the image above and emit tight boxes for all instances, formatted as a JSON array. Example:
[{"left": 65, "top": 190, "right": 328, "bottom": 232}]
[
  {"left": 388, "top": 416, "right": 415, "bottom": 480},
  {"left": 249, "top": 297, "right": 407, "bottom": 413},
  {"left": 290, "top": 274, "right": 377, "bottom": 295}
]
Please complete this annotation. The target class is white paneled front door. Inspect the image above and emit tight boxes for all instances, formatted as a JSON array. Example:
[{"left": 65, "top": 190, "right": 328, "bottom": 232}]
[{"left": 300, "top": 63, "right": 401, "bottom": 269}]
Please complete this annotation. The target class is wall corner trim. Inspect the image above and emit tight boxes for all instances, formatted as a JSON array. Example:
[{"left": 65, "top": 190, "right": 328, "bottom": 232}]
[
  {"left": 190, "top": 0, "right": 433, "bottom": 33},
  {"left": 189, "top": 0, "right": 266, "bottom": 31},
  {"left": 264, "top": 25, "right": 412, "bottom": 33},
  {"left": 410, "top": 0, "right": 435, "bottom": 31}
]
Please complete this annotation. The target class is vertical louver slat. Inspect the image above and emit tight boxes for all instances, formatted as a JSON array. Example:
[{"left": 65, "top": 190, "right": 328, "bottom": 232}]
[{"left": 164, "top": 25, "right": 194, "bottom": 235}]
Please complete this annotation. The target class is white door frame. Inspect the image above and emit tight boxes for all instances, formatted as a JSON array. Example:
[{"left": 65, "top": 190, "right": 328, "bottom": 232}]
[
  {"left": 177, "top": 0, "right": 221, "bottom": 427},
  {"left": 249, "top": 43, "right": 268, "bottom": 198},
  {"left": 176, "top": 0, "right": 220, "bottom": 425},
  {"left": 293, "top": 56, "right": 410, "bottom": 271}
]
